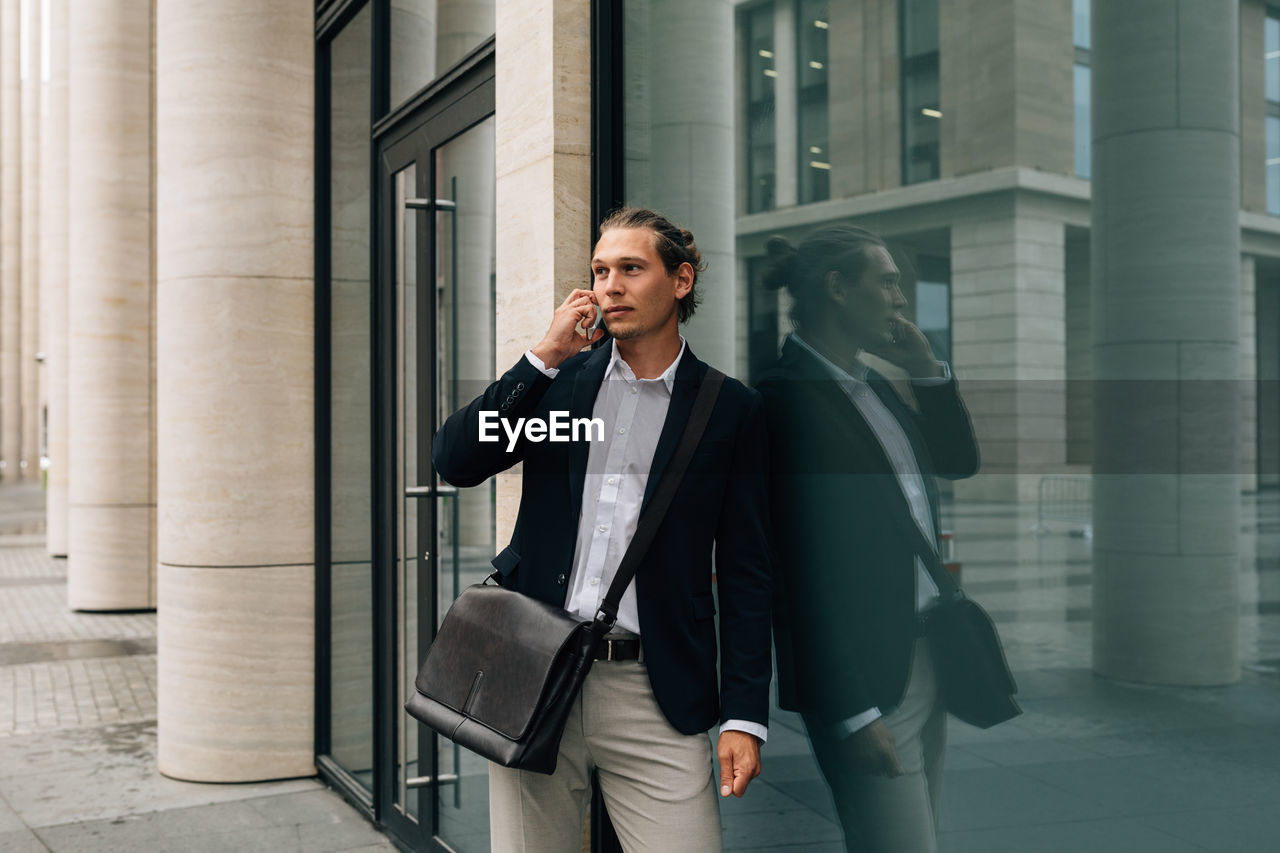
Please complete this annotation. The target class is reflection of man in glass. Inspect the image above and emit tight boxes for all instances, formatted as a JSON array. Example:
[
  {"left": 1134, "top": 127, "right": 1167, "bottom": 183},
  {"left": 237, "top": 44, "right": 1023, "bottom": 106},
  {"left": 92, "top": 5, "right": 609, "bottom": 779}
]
[
  {"left": 433, "top": 207, "right": 773, "bottom": 851},
  {"left": 756, "top": 225, "right": 979, "bottom": 852}
]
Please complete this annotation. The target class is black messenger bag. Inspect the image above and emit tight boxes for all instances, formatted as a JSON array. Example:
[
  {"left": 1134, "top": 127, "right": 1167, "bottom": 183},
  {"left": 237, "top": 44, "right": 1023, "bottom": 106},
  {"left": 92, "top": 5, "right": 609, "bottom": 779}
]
[{"left": 405, "top": 368, "right": 725, "bottom": 774}]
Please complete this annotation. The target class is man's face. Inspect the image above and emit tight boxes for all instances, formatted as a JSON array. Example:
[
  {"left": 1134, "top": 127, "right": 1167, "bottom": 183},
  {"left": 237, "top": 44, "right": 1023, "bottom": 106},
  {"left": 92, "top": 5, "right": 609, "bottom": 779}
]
[
  {"left": 841, "top": 245, "right": 907, "bottom": 347},
  {"left": 591, "top": 227, "right": 692, "bottom": 342}
]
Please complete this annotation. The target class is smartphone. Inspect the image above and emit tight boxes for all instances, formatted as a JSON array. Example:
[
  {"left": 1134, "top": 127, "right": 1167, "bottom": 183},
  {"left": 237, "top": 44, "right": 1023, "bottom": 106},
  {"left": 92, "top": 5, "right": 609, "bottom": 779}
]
[{"left": 585, "top": 302, "right": 603, "bottom": 341}]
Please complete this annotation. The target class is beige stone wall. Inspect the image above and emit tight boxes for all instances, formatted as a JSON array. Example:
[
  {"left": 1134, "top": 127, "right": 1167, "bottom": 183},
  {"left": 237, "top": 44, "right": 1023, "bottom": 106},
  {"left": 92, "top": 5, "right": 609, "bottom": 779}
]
[
  {"left": 829, "top": 0, "right": 901, "bottom": 197},
  {"left": 941, "top": 0, "right": 1073, "bottom": 178},
  {"left": 951, "top": 196, "right": 1067, "bottom": 503},
  {"left": 494, "top": 0, "right": 591, "bottom": 548},
  {"left": 155, "top": 0, "right": 315, "bottom": 782}
]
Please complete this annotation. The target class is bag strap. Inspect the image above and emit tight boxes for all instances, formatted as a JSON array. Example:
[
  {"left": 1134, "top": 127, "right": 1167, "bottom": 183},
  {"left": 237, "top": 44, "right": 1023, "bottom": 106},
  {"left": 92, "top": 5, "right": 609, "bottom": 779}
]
[
  {"left": 913, "top": 524, "right": 962, "bottom": 601},
  {"left": 593, "top": 367, "right": 726, "bottom": 629}
]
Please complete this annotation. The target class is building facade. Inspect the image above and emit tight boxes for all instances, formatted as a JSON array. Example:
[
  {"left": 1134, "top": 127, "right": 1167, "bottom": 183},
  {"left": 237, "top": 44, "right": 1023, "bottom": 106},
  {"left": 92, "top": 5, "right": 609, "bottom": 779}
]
[{"left": 0, "top": 0, "right": 1270, "bottom": 850}]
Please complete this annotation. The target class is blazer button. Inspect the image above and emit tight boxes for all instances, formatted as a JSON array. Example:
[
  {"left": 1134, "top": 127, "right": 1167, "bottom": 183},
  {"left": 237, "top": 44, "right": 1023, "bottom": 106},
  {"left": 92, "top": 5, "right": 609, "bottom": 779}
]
[
  {"left": 556, "top": 573, "right": 567, "bottom": 585},
  {"left": 516, "top": 382, "right": 525, "bottom": 391}
]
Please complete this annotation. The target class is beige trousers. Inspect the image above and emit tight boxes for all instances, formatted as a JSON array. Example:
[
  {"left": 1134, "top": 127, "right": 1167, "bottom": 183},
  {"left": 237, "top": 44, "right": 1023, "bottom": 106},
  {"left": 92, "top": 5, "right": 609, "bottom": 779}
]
[
  {"left": 804, "top": 641, "right": 947, "bottom": 853},
  {"left": 488, "top": 659, "right": 723, "bottom": 853}
]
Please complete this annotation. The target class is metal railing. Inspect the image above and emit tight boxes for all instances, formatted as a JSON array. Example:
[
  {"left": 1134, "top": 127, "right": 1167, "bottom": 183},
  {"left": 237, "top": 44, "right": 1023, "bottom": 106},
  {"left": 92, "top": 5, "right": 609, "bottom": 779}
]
[{"left": 1033, "top": 474, "right": 1092, "bottom": 539}]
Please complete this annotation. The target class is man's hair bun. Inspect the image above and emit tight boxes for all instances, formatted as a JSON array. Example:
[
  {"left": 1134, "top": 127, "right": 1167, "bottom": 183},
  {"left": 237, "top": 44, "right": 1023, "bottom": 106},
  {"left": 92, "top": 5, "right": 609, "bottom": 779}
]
[{"left": 762, "top": 235, "right": 798, "bottom": 292}]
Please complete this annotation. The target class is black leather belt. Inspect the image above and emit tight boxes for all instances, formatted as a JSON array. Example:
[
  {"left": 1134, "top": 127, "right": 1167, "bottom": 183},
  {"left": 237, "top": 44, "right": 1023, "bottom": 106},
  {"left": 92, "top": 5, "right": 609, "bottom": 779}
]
[{"left": 595, "top": 637, "right": 643, "bottom": 662}]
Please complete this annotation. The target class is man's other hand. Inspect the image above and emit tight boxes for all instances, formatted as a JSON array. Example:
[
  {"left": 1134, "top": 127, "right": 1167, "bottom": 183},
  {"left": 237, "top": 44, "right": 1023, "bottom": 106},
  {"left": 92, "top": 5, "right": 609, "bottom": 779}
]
[
  {"left": 717, "top": 731, "right": 762, "bottom": 797},
  {"left": 841, "top": 718, "right": 904, "bottom": 778},
  {"left": 530, "top": 289, "right": 604, "bottom": 370}
]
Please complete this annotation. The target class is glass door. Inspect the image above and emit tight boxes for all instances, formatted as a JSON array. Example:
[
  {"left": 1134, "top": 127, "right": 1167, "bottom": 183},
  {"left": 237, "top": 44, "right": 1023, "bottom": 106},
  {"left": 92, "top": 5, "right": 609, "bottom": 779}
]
[{"left": 377, "top": 92, "right": 495, "bottom": 853}]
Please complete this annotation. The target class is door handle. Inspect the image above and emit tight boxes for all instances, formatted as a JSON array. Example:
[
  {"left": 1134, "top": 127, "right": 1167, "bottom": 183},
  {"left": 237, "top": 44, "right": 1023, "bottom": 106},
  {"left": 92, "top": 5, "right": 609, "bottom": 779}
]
[
  {"left": 403, "top": 197, "right": 457, "bottom": 212},
  {"left": 405, "top": 485, "right": 459, "bottom": 498}
]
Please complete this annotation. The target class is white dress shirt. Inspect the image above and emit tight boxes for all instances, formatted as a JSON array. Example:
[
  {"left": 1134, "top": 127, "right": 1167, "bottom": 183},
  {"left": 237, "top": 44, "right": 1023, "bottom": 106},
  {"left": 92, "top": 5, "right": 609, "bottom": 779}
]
[
  {"left": 524, "top": 341, "right": 767, "bottom": 743},
  {"left": 788, "top": 333, "right": 950, "bottom": 737}
]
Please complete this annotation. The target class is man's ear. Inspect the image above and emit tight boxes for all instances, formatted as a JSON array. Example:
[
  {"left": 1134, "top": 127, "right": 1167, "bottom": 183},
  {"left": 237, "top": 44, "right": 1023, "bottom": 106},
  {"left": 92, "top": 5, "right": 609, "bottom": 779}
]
[
  {"left": 823, "top": 270, "right": 846, "bottom": 306},
  {"left": 674, "top": 262, "right": 695, "bottom": 300}
]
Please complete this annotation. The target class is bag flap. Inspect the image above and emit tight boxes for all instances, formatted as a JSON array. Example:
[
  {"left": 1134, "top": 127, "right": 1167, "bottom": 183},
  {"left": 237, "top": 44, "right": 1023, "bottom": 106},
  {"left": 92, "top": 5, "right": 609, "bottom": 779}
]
[{"left": 416, "top": 584, "right": 588, "bottom": 740}]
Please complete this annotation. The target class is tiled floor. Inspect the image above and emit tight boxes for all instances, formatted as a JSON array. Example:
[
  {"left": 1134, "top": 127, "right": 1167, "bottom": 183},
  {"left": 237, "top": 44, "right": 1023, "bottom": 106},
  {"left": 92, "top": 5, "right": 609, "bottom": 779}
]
[
  {"left": 714, "top": 491, "right": 1280, "bottom": 852},
  {"left": 0, "top": 483, "right": 396, "bottom": 853},
  {"left": 2, "top": 480, "right": 1277, "bottom": 852}
]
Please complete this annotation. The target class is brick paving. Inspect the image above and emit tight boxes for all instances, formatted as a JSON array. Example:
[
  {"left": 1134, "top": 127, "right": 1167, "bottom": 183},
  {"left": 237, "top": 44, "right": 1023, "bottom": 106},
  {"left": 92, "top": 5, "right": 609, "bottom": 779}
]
[{"left": 0, "top": 483, "right": 394, "bottom": 853}]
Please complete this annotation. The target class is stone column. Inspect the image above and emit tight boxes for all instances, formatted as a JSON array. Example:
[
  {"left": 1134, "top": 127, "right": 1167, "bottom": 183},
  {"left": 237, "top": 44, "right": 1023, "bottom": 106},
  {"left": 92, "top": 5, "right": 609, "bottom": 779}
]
[
  {"left": 66, "top": 0, "right": 155, "bottom": 610},
  {"left": 1091, "top": 0, "right": 1240, "bottom": 685},
  {"left": 950, "top": 197, "right": 1067, "bottom": 504},
  {"left": 20, "top": 0, "right": 40, "bottom": 480},
  {"left": 42, "top": 0, "right": 69, "bottom": 556},
  {"left": 771, "top": 0, "right": 797, "bottom": 209},
  {"left": 155, "top": 0, "right": 314, "bottom": 782},
  {"left": 628, "top": 0, "right": 736, "bottom": 371},
  {"left": 494, "top": 0, "right": 591, "bottom": 547},
  {"left": 1, "top": 0, "right": 21, "bottom": 479}
]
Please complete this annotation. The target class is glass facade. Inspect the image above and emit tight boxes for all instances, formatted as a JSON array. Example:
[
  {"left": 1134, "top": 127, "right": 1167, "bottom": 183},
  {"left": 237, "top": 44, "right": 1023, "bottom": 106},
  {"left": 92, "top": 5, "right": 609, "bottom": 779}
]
[
  {"left": 901, "top": 0, "right": 940, "bottom": 184},
  {"left": 796, "top": 0, "right": 829, "bottom": 204},
  {"left": 316, "top": 2, "right": 495, "bottom": 850},
  {"left": 308, "top": 2, "right": 1280, "bottom": 851},
  {"left": 1268, "top": 10, "right": 1280, "bottom": 214},
  {"left": 746, "top": 3, "right": 777, "bottom": 214},
  {"left": 326, "top": 1, "right": 375, "bottom": 794},
  {"left": 1074, "top": 0, "right": 1091, "bottom": 178}
]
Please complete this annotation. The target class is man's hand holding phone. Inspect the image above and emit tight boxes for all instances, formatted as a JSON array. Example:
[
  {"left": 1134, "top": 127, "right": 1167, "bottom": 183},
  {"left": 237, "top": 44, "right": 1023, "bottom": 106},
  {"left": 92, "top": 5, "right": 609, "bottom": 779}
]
[
  {"left": 530, "top": 289, "right": 605, "bottom": 371},
  {"left": 863, "top": 314, "right": 943, "bottom": 380}
]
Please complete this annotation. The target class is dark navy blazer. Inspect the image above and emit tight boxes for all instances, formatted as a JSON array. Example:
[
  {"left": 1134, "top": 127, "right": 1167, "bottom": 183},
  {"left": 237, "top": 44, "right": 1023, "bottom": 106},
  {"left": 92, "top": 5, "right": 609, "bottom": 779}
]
[
  {"left": 432, "top": 345, "right": 773, "bottom": 735},
  {"left": 756, "top": 337, "right": 980, "bottom": 724}
]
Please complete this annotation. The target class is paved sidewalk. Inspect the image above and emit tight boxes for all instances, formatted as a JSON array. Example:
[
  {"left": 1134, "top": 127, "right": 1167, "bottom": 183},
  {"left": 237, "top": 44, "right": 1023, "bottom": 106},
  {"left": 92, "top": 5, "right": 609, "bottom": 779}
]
[{"left": 0, "top": 483, "right": 395, "bottom": 853}]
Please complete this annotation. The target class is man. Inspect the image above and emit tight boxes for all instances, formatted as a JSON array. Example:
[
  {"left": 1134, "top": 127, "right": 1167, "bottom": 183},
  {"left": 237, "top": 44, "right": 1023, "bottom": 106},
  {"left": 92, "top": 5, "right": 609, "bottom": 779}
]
[
  {"left": 755, "top": 225, "right": 980, "bottom": 852},
  {"left": 432, "top": 207, "right": 773, "bottom": 852}
]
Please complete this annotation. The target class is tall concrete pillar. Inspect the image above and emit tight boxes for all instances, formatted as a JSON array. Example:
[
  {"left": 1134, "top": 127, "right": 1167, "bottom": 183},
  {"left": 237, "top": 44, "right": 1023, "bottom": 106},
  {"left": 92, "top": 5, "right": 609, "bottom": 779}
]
[
  {"left": 1091, "top": 0, "right": 1240, "bottom": 685},
  {"left": 41, "top": 0, "right": 69, "bottom": 556},
  {"left": 66, "top": 0, "right": 155, "bottom": 610},
  {"left": 625, "top": 0, "right": 736, "bottom": 372},
  {"left": 1, "top": 0, "right": 21, "bottom": 479},
  {"left": 951, "top": 198, "right": 1067, "bottom": 504},
  {"left": 156, "top": 0, "right": 315, "bottom": 781},
  {"left": 495, "top": 0, "right": 590, "bottom": 547},
  {"left": 19, "top": 0, "right": 40, "bottom": 481}
]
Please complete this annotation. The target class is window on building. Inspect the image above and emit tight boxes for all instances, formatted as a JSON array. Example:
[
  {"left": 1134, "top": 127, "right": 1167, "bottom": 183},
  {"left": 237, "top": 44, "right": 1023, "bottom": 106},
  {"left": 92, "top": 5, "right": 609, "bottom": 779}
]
[
  {"left": 746, "top": 3, "right": 777, "bottom": 213},
  {"left": 900, "top": 0, "right": 939, "bottom": 184},
  {"left": 1268, "top": 10, "right": 1280, "bottom": 213},
  {"left": 797, "top": 0, "right": 829, "bottom": 204},
  {"left": 1074, "top": 0, "right": 1091, "bottom": 178}
]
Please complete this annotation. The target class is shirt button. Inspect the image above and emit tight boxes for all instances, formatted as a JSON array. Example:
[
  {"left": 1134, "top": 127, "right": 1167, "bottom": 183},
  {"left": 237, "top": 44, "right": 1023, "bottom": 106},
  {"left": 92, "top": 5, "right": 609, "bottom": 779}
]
[
  {"left": 608, "top": 477, "right": 615, "bottom": 485},
  {"left": 631, "top": 387, "right": 638, "bottom": 394},
  {"left": 556, "top": 573, "right": 567, "bottom": 585},
  {"left": 618, "top": 428, "right": 626, "bottom": 434},
  {"left": 599, "top": 524, "right": 607, "bottom": 532},
  {"left": 589, "top": 578, "right": 599, "bottom": 586}
]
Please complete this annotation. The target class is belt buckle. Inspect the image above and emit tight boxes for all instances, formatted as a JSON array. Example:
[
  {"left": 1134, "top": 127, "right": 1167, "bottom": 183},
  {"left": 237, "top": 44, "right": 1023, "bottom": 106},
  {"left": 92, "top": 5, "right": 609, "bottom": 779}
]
[{"left": 605, "top": 638, "right": 616, "bottom": 661}]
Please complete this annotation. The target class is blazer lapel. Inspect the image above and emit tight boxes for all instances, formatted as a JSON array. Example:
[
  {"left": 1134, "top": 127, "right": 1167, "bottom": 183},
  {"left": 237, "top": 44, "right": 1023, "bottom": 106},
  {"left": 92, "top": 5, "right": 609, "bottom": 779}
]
[
  {"left": 640, "top": 346, "right": 704, "bottom": 514},
  {"left": 781, "top": 339, "right": 935, "bottom": 557},
  {"left": 568, "top": 346, "right": 612, "bottom": 524}
]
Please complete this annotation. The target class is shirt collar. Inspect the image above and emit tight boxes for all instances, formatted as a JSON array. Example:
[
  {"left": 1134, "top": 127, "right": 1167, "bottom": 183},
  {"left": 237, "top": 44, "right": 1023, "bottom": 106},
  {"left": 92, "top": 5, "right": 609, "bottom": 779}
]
[
  {"left": 788, "top": 332, "right": 869, "bottom": 383},
  {"left": 607, "top": 336, "right": 687, "bottom": 394}
]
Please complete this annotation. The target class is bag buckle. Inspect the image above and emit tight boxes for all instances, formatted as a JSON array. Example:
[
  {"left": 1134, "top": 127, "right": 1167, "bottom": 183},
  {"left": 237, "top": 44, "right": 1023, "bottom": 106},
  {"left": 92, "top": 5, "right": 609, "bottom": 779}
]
[{"left": 594, "top": 607, "right": 616, "bottom": 629}]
